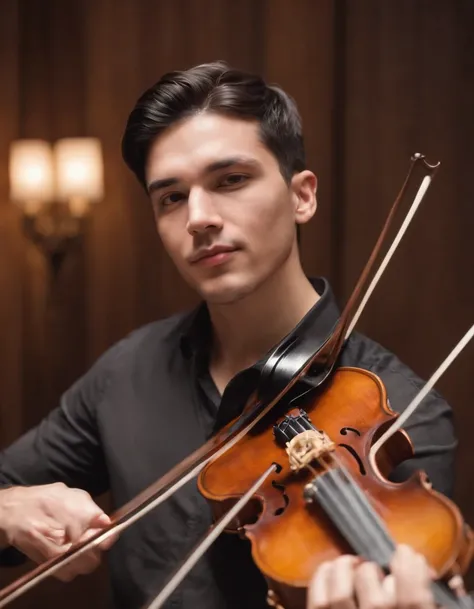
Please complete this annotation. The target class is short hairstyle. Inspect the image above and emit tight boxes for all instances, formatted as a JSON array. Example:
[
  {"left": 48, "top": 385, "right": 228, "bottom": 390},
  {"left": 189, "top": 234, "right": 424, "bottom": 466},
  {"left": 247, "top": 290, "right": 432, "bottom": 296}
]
[{"left": 121, "top": 60, "right": 306, "bottom": 189}]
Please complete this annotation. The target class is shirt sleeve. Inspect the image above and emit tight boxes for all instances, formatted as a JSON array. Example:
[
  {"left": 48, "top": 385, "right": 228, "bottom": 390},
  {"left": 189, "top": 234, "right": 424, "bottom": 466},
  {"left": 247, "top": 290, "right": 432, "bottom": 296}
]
[
  {"left": 0, "top": 355, "right": 111, "bottom": 494},
  {"left": 0, "top": 351, "right": 113, "bottom": 565}
]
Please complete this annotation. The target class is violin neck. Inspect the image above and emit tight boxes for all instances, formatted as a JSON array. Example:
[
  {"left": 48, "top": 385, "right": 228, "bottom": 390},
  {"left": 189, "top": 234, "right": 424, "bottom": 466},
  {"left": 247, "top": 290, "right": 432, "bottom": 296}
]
[{"left": 304, "top": 465, "right": 471, "bottom": 609}]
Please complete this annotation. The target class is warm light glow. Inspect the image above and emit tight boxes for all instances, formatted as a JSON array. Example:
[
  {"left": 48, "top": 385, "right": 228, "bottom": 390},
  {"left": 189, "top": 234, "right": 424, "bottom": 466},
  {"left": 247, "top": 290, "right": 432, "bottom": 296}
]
[
  {"left": 9, "top": 140, "right": 54, "bottom": 208},
  {"left": 55, "top": 138, "right": 104, "bottom": 205}
]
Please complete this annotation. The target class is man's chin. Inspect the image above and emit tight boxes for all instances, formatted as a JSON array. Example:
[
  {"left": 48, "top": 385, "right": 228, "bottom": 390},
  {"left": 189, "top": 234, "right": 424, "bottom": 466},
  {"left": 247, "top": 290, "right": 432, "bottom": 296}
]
[{"left": 194, "top": 275, "right": 255, "bottom": 305}]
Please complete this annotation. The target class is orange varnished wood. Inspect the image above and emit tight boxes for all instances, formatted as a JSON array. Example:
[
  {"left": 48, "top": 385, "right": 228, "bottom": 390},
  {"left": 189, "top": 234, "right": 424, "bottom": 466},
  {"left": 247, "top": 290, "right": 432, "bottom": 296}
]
[{"left": 199, "top": 368, "right": 473, "bottom": 609}]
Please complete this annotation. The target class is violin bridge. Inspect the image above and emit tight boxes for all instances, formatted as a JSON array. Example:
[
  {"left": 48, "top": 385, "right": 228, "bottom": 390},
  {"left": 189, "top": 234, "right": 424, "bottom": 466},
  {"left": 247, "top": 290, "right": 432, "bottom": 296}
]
[{"left": 286, "top": 429, "right": 336, "bottom": 472}]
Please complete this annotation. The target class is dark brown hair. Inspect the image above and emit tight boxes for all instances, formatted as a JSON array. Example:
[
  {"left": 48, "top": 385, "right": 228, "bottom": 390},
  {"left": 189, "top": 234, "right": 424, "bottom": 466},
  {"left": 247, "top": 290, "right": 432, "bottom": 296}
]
[{"left": 121, "top": 61, "right": 306, "bottom": 189}]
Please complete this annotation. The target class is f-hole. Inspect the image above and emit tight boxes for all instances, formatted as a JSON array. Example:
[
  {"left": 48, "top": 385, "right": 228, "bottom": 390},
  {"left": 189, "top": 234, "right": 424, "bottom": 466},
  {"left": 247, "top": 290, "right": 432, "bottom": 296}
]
[
  {"left": 339, "top": 427, "right": 366, "bottom": 476},
  {"left": 340, "top": 427, "right": 361, "bottom": 436},
  {"left": 271, "top": 480, "right": 289, "bottom": 516}
]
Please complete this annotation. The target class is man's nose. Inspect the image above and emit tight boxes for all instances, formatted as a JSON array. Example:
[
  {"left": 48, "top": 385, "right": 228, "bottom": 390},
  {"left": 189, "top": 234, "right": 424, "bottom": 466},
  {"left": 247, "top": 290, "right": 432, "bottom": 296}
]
[{"left": 186, "top": 188, "right": 223, "bottom": 235}]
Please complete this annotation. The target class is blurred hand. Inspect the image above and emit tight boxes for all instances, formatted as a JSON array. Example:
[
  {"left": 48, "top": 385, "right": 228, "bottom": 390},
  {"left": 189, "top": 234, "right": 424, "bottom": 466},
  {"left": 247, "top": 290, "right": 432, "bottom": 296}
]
[
  {"left": 308, "top": 545, "right": 435, "bottom": 609},
  {"left": 0, "top": 482, "right": 117, "bottom": 581}
]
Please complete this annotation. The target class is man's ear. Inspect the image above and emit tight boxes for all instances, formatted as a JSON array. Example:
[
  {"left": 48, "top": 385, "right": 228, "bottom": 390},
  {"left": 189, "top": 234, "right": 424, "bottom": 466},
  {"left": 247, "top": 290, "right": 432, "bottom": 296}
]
[{"left": 291, "top": 170, "right": 317, "bottom": 225}]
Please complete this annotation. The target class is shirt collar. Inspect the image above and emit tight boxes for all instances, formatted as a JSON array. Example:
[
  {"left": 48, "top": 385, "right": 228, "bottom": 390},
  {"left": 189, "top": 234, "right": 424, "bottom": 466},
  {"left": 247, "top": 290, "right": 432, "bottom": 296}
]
[{"left": 179, "top": 277, "right": 341, "bottom": 366}]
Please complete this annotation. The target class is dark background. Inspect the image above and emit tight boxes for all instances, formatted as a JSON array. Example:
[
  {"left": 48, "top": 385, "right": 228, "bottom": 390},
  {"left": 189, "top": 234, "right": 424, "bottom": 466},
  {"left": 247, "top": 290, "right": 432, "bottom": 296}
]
[{"left": 0, "top": 1, "right": 473, "bottom": 607}]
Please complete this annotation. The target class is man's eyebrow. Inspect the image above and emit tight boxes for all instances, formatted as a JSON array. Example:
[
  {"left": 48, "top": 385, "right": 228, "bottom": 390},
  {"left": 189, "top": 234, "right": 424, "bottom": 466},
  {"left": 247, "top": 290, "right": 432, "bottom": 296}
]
[
  {"left": 147, "top": 177, "right": 179, "bottom": 195},
  {"left": 147, "top": 156, "right": 260, "bottom": 194},
  {"left": 205, "top": 156, "right": 260, "bottom": 172}
]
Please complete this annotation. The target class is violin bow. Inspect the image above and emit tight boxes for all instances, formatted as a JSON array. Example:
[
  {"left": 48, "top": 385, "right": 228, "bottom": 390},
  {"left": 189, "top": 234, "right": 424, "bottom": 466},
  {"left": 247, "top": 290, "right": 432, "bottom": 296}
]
[
  {"left": 257, "top": 153, "right": 440, "bottom": 399},
  {"left": 142, "top": 158, "right": 474, "bottom": 609},
  {"left": 0, "top": 153, "right": 440, "bottom": 608},
  {"left": 369, "top": 322, "right": 474, "bottom": 469}
]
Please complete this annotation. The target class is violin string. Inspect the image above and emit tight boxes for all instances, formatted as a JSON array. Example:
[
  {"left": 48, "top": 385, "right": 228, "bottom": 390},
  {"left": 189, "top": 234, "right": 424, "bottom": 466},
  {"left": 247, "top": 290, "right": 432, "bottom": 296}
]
[
  {"left": 311, "top": 455, "right": 468, "bottom": 609},
  {"left": 294, "top": 325, "right": 474, "bottom": 595},
  {"left": 369, "top": 323, "right": 474, "bottom": 470},
  {"left": 430, "top": 582, "right": 473, "bottom": 609},
  {"left": 146, "top": 260, "right": 470, "bottom": 608},
  {"left": 308, "top": 464, "right": 383, "bottom": 561},
  {"left": 310, "top": 465, "right": 468, "bottom": 609},
  {"left": 284, "top": 419, "right": 389, "bottom": 563},
  {"left": 142, "top": 464, "right": 278, "bottom": 609},
  {"left": 283, "top": 405, "right": 403, "bottom": 564},
  {"left": 330, "top": 461, "right": 394, "bottom": 559},
  {"left": 317, "top": 453, "right": 393, "bottom": 562}
]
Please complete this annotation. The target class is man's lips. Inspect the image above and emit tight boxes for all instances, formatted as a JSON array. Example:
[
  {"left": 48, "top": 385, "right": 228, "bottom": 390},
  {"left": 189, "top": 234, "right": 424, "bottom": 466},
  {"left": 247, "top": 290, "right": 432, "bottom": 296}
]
[{"left": 189, "top": 246, "right": 238, "bottom": 264}]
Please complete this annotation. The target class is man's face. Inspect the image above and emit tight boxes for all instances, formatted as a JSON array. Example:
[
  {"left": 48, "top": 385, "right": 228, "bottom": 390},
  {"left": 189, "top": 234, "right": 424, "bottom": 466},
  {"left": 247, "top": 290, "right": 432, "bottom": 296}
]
[{"left": 145, "top": 113, "right": 315, "bottom": 304}]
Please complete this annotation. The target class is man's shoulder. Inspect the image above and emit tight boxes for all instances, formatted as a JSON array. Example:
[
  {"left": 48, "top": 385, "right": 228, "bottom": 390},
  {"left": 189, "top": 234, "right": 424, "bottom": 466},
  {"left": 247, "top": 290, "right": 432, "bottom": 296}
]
[
  {"left": 99, "top": 308, "right": 195, "bottom": 365},
  {"left": 67, "top": 309, "right": 196, "bottom": 401},
  {"left": 340, "top": 331, "right": 447, "bottom": 411},
  {"left": 341, "top": 331, "right": 416, "bottom": 379}
]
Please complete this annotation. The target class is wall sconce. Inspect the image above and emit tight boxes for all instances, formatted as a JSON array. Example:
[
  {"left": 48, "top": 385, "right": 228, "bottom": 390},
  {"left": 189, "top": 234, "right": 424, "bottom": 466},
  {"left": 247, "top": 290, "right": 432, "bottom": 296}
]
[{"left": 9, "top": 137, "right": 104, "bottom": 271}]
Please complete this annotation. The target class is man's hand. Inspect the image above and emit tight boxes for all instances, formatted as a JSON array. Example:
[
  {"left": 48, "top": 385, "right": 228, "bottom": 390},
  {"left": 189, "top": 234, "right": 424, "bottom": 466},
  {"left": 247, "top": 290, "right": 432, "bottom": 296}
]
[
  {"left": 0, "top": 483, "right": 116, "bottom": 581},
  {"left": 308, "top": 545, "right": 435, "bottom": 609}
]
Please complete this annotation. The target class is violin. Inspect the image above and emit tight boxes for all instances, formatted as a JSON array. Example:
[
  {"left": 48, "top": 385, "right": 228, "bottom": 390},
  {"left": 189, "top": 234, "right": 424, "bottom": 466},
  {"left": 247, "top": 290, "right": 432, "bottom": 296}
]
[
  {"left": 0, "top": 154, "right": 472, "bottom": 609},
  {"left": 198, "top": 367, "right": 474, "bottom": 609}
]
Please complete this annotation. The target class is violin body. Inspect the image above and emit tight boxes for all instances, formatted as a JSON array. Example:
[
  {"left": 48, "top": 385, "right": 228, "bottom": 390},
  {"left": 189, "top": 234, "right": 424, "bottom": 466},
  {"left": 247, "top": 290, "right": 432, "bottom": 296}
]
[{"left": 198, "top": 367, "right": 473, "bottom": 609}]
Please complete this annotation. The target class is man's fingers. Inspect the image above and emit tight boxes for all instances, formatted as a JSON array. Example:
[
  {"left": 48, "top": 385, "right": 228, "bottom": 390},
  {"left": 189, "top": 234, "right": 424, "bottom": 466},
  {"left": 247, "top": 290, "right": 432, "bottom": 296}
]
[
  {"left": 54, "top": 549, "right": 102, "bottom": 582},
  {"left": 54, "top": 525, "right": 115, "bottom": 581},
  {"left": 391, "top": 546, "right": 434, "bottom": 609},
  {"left": 307, "top": 547, "right": 436, "bottom": 609},
  {"left": 54, "top": 493, "right": 108, "bottom": 543},
  {"left": 6, "top": 515, "right": 66, "bottom": 548},
  {"left": 17, "top": 527, "right": 69, "bottom": 564},
  {"left": 97, "top": 530, "right": 119, "bottom": 551},
  {"left": 308, "top": 561, "right": 333, "bottom": 609},
  {"left": 87, "top": 513, "right": 118, "bottom": 549},
  {"left": 0, "top": 484, "right": 115, "bottom": 583},
  {"left": 381, "top": 574, "right": 396, "bottom": 607},
  {"left": 76, "top": 526, "right": 117, "bottom": 551},
  {"left": 91, "top": 512, "right": 111, "bottom": 527},
  {"left": 354, "top": 561, "right": 392, "bottom": 609},
  {"left": 19, "top": 525, "right": 108, "bottom": 582},
  {"left": 327, "top": 556, "right": 359, "bottom": 609}
]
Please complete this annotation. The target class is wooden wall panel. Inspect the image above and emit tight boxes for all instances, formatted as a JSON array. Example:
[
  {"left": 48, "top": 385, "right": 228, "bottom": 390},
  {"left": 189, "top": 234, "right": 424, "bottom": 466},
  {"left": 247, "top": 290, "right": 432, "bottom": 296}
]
[
  {"left": 83, "top": 0, "right": 141, "bottom": 361},
  {"left": 0, "top": 0, "right": 23, "bottom": 447},
  {"left": 262, "top": 0, "right": 338, "bottom": 282},
  {"left": 340, "top": 0, "right": 474, "bottom": 583}
]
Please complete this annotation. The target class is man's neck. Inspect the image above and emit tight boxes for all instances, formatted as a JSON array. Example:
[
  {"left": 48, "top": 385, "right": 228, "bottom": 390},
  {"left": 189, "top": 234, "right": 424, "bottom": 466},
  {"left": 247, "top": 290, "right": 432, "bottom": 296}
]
[{"left": 207, "top": 262, "right": 320, "bottom": 390}]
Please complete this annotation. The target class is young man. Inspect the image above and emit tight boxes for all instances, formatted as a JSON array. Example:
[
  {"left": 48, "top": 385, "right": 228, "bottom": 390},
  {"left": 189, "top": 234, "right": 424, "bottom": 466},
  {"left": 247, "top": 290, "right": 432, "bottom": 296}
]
[{"left": 0, "top": 62, "right": 457, "bottom": 609}]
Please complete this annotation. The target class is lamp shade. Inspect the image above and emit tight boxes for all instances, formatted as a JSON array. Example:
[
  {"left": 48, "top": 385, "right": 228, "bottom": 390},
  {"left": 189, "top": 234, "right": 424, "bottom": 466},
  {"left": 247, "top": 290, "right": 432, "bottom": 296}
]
[
  {"left": 55, "top": 138, "right": 104, "bottom": 204},
  {"left": 9, "top": 140, "right": 54, "bottom": 208}
]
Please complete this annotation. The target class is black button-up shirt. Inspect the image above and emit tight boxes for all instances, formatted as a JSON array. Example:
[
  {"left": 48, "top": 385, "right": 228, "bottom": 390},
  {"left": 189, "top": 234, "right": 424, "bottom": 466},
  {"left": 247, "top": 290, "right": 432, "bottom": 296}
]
[{"left": 0, "top": 279, "right": 456, "bottom": 609}]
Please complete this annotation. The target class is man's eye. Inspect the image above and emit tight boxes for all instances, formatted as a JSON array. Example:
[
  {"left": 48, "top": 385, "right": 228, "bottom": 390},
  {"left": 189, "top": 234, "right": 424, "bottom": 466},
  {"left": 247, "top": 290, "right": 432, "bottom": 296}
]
[
  {"left": 219, "top": 174, "right": 248, "bottom": 187},
  {"left": 161, "top": 192, "right": 186, "bottom": 206}
]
